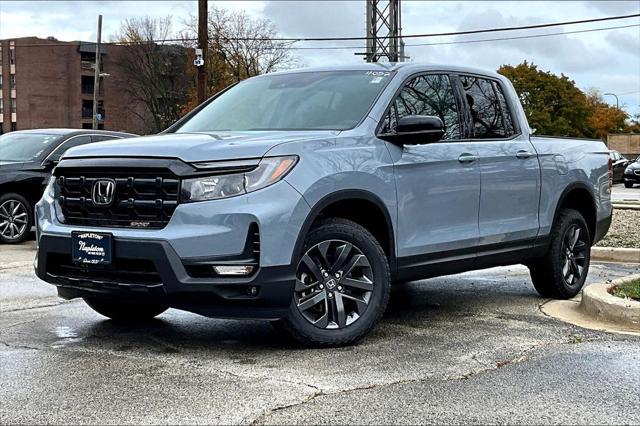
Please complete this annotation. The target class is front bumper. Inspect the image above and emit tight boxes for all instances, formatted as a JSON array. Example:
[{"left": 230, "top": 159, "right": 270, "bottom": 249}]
[
  {"left": 623, "top": 172, "right": 640, "bottom": 185},
  {"left": 35, "top": 233, "right": 294, "bottom": 319},
  {"left": 34, "top": 175, "right": 311, "bottom": 319}
]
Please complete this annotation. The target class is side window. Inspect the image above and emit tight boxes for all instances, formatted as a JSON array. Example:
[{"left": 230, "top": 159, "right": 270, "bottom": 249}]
[
  {"left": 49, "top": 135, "right": 92, "bottom": 161},
  {"left": 460, "top": 76, "right": 515, "bottom": 139},
  {"left": 382, "top": 74, "right": 461, "bottom": 140},
  {"left": 495, "top": 83, "right": 516, "bottom": 136}
]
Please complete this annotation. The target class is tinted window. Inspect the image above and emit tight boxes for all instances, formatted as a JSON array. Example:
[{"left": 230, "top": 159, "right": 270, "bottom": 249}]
[
  {"left": 460, "top": 76, "right": 515, "bottom": 139},
  {"left": 177, "top": 71, "right": 392, "bottom": 132},
  {"left": 50, "top": 135, "right": 92, "bottom": 161},
  {"left": 382, "top": 74, "right": 461, "bottom": 140},
  {"left": 0, "top": 133, "right": 60, "bottom": 162}
]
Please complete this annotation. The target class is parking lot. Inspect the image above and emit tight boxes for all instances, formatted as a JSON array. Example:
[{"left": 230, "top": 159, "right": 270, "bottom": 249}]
[
  {"left": 612, "top": 183, "right": 640, "bottom": 203},
  {"left": 1, "top": 242, "right": 639, "bottom": 424}
]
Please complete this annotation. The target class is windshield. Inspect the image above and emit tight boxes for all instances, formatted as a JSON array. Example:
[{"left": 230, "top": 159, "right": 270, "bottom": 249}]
[
  {"left": 0, "top": 133, "right": 61, "bottom": 162},
  {"left": 176, "top": 71, "right": 393, "bottom": 132}
]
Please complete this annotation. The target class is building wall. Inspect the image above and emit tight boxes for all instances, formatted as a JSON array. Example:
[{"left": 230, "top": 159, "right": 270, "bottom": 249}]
[
  {"left": 0, "top": 37, "right": 151, "bottom": 135},
  {"left": 607, "top": 133, "right": 640, "bottom": 158}
]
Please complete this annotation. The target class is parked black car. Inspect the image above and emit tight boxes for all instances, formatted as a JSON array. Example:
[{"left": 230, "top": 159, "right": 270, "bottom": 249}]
[
  {"left": 609, "top": 150, "right": 630, "bottom": 184},
  {"left": 0, "top": 129, "right": 136, "bottom": 243},
  {"left": 623, "top": 155, "right": 640, "bottom": 188}
]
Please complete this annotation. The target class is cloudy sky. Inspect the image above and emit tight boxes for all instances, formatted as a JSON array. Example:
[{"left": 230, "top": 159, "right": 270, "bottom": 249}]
[{"left": 1, "top": 0, "right": 639, "bottom": 115}]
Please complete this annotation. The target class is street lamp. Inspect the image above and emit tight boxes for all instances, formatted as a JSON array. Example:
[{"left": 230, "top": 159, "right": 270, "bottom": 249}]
[{"left": 603, "top": 92, "right": 619, "bottom": 110}]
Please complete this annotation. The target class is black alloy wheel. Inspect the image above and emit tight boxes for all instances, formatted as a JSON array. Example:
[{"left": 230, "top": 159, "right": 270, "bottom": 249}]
[
  {"left": 294, "top": 239, "right": 374, "bottom": 329},
  {"left": 560, "top": 223, "right": 589, "bottom": 288}
]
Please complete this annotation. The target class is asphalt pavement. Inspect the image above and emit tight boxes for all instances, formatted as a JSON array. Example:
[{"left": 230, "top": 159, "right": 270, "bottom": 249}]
[
  {"left": 612, "top": 183, "right": 640, "bottom": 202},
  {"left": 1, "top": 242, "right": 639, "bottom": 424}
]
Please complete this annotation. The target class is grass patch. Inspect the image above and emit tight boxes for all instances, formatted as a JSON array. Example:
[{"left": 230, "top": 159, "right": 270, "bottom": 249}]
[{"left": 609, "top": 278, "right": 640, "bottom": 301}]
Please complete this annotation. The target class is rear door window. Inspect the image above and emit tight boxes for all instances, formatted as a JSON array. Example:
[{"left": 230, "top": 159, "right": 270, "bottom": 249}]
[{"left": 460, "top": 76, "right": 516, "bottom": 139}]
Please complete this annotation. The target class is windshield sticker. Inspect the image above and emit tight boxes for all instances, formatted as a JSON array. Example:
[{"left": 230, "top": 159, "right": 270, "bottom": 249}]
[{"left": 370, "top": 76, "right": 385, "bottom": 84}]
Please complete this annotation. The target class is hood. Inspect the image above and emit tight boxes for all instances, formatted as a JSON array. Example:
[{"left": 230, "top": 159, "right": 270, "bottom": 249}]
[
  {"left": 0, "top": 161, "right": 25, "bottom": 171},
  {"left": 63, "top": 131, "right": 337, "bottom": 163},
  {"left": 627, "top": 161, "right": 640, "bottom": 171}
]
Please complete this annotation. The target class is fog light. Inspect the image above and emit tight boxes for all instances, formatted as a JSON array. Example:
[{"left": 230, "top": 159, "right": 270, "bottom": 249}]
[{"left": 212, "top": 265, "right": 255, "bottom": 276}]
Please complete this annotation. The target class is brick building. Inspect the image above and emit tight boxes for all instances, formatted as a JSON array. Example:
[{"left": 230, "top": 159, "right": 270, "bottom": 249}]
[{"left": 0, "top": 37, "right": 150, "bottom": 135}]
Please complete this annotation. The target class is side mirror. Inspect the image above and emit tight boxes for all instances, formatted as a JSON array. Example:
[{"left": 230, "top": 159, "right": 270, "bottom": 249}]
[
  {"left": 42, "top": 158, "right": 59, "bottom": 170},
  {"left": 379, "top": 115, "right": 445, "bottom": 145}
]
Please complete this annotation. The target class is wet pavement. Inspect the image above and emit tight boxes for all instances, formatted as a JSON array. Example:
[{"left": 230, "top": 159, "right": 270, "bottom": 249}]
[
  {"left": 1, "top": 242, "right": 639, "bottom": 424},
  {"left": 612, "top": 183, "right": 640, "bottom": 202}
]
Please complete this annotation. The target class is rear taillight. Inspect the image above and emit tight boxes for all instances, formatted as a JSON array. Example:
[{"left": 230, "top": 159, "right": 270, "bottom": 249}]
[{"left": 608, "top": 158, "right": 613, "bottom": 191}]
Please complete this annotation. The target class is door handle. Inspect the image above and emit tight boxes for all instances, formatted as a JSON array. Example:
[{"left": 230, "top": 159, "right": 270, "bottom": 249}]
[
  {"left": 458, "top": 153, "right": 478, "bottom": 163},
  {"left": 516, "top": 150, "right": 533, "bottom": 159}
]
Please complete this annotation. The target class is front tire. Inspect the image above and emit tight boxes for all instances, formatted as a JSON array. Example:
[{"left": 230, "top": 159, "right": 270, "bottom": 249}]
[
  {"left": 84, "top": 298, "right": 168, "bottom": 322},
  {"left": 282, "top": 218, "right": 391, "bottom": 346},
  {"left": 528, "top": 209, "right": 591, "bottom": 298},
  {"left": 624, "top": 181, "right": 633, "bottom": 188},
  {"left": 0, "top": 193, "right": 32, "bottom": 244}
]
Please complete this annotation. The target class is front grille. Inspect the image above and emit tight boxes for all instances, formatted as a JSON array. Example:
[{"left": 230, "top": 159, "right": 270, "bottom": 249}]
[
  {"left": 57, "top": 167, "right": 180, "bottom": 229},
  {"left": 46, "top": 253, "right": 161, "bottom": 286},
  {"left": 635, "top": 170, "right": 640, "bottom": 176}
]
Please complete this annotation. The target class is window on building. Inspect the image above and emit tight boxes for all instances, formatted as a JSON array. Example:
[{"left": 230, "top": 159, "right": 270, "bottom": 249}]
[
  {"left": 0, "top": 124, "right": 3, "bottom": 135},
  {"left": 11, "top": 122, "right": 17, "bottom": 132},
  {"left": 382, "top": 74, "right": 461, "bottom": 140},
  {"left": 0, "top": 98, "right": 3, "bottom": 114},
  {"left": 10, "top": 74, "right": 16, "bottom": 90},
  {"left": 82, "top": 100, "right": 93, "bottom": 118},
  {"left": 0, "top": 48, "right": 3, "bottom": 67},
  {"left": 10, "top": 98, "right": 16, "bottom": 113},
  {"left": 0, "top": 75, "right": 3, "bottom": 90},
  {"left": 459, "top": 76, "right": 516, "bottom": 139},
  {"left": 81, "top": 76, "right": 94, "bottom": 95},
  {"left": 9, "top": 48, "right": 15, "bottom": 65}
]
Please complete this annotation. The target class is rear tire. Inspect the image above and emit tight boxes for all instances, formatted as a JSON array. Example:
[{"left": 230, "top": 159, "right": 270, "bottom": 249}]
[
  {"left": 0, "top": 193, "right": 32, "bottom": 244},
  {"left": 528, "top": 209, "right": 591, "bottom": 299},
  {"left": 624, "top": 181, "right": 633, "bottom": 188},
  {"left": 282, "top": 218, "right": 391, "bottom": 347},
  {"left": 84, "top": 298, "right": 168, "bottom": 322}
]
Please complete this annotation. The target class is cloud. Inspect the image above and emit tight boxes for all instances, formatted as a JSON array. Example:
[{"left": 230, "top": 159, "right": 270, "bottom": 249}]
[{"left": 0, "top": 0, "right": 638, "bottom": 114}]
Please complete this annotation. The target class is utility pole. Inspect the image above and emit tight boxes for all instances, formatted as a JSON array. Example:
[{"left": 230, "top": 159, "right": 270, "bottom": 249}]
[
  {"left": 92, "top": 14, "right": 102, "bottom": 130},
  {"left": 357, "top": 0, "right": 406, "bottom": 62},
  {"left": 197, "top": 0, "right": 208, "bottom": 104}
]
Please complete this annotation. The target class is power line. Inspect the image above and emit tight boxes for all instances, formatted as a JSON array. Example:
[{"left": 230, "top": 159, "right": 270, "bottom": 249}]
[
  {"left": 6, "top": 13, "right": 639, "bottom": 47},
  {"left": 232, "top": 24, "right": 640, "bottom": 51}
]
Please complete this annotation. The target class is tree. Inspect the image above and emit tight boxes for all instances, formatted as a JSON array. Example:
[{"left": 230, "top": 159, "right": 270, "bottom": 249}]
[
  {"left": 585, "top": 89, "right": 628, "bottom": 140},
  {"left": 498, "top": 61, "right": 593, "bottom": 137},
  {"left": 113, "top": 17, "right": 194, "bottom": 133},
  {"left": 182, "top": 7, "right": 299, "bottom": 95}
]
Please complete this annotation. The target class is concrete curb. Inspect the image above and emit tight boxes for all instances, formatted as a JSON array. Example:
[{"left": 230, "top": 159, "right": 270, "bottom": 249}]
[
  {"left": 591, "top": 247, "right": 640, "bottom": 264},
  {"left": 579, "top": 275, "right": 640, "bottom": 330},
  {"left": 612, "top": 203, "right": 640, "bottom": 210}
]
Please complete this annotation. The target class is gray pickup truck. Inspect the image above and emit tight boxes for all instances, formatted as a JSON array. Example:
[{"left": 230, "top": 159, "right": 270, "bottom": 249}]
[{"left": 35, "top": 64, "right": 613, "bottom": 346}]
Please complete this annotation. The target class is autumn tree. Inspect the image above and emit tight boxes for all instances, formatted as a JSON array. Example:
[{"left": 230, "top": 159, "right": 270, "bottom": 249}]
[
  {"left": 113, "top": 17, "right": 194, "bottom": 133},
  {"left": 585, "top": 89, "right": 628, "bottom": 140},
  {"left": 498, "top": 61, "right": 593, "bottom": 137}
]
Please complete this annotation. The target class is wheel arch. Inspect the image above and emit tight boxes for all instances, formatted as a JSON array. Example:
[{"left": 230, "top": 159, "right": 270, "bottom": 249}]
[
  {"left": 291, "top": 190, "right": 397, "bottom": 274},
  {"left": 0, "top": 180, "right": 41, "bottom": 208},
  {"left": 552, "top": 182, "right": 597, "bottom": 243}
]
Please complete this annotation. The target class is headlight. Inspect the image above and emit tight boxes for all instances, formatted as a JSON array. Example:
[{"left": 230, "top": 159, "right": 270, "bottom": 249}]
[
  {"left": 44, "top": 176, "right": 56, "bottom": 199},
  {"left": 181, "top": 156, "right": 298, "bottom": 202}
]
